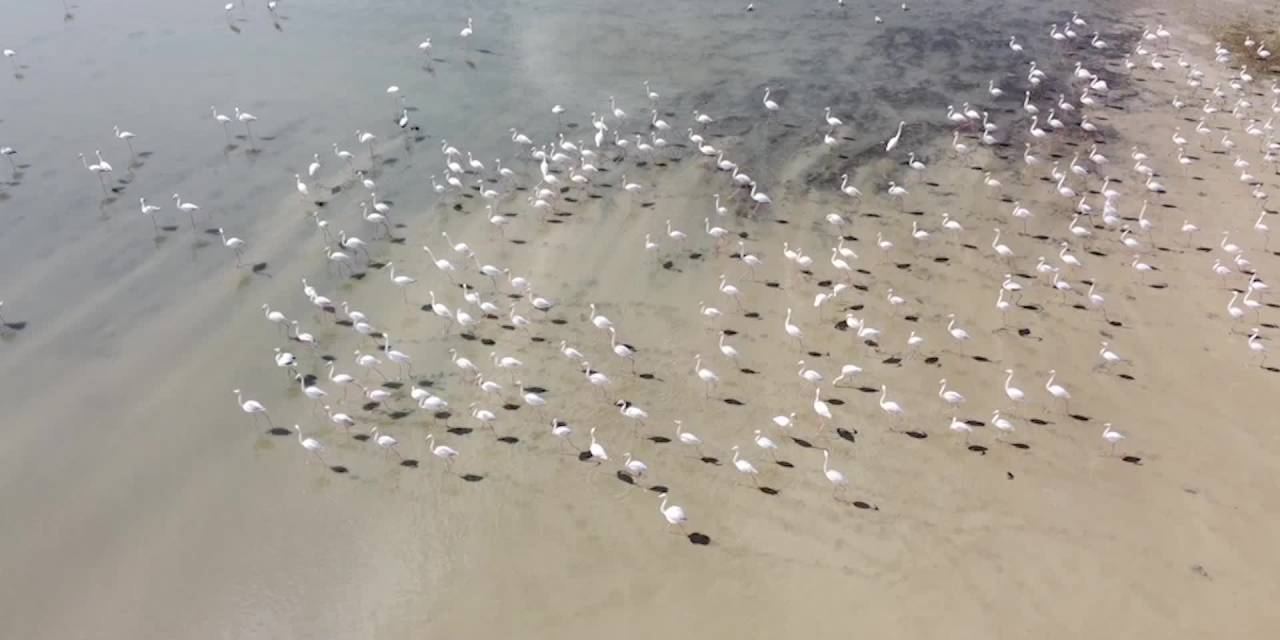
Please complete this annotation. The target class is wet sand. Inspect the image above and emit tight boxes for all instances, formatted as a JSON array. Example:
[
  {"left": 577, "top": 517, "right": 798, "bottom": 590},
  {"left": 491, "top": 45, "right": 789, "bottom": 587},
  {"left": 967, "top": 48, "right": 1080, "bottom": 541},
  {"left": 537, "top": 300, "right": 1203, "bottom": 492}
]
[{"left": 3, "top": 0, "right": 1280, "bottom": 638}]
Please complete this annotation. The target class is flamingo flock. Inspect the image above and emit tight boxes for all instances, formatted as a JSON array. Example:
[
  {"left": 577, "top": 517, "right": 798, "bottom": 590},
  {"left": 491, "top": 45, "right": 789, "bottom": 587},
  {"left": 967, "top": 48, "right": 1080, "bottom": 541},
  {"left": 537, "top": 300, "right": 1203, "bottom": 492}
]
[{"left": 5, "top": 6, "right": 1275, "bottom": 548}]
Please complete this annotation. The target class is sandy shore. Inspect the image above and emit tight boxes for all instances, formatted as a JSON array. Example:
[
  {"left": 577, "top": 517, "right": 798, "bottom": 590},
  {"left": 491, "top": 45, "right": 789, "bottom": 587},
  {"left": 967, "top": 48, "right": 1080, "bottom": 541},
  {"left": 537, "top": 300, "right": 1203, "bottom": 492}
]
[{"left": 3, "top": 1, "right": 1280, "bottom": 638}]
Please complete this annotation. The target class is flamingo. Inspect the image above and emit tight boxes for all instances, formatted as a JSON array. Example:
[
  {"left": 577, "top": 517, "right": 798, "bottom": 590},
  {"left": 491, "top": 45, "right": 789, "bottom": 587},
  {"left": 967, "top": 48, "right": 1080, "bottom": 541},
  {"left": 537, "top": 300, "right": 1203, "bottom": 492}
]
[
  {"left": 232, "top": 389, "right": 272, "bottom": 427},
  {"left": 1045, "top": 370, "right": 1071, "bottom": 410}
]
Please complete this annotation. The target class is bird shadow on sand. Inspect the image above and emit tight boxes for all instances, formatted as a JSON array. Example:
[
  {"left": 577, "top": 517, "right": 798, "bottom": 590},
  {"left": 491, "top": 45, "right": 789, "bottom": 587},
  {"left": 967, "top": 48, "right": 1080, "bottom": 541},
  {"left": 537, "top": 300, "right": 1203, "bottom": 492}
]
[{"left": 841, "top": 499, "right": 879, "bottom": 511}]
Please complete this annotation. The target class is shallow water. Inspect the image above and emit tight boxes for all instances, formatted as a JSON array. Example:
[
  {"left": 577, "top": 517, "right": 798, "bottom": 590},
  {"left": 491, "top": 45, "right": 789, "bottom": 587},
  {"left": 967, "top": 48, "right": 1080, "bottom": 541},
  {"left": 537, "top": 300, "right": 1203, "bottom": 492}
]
[{"left": 5, "top": 1, "right": 1280, "bottom": 639}]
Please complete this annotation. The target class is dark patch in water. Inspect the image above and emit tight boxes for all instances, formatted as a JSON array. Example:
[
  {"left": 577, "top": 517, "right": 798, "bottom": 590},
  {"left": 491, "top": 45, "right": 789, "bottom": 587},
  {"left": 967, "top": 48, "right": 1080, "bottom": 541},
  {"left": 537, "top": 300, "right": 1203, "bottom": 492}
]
[
  {"left": 828, "top": 398, "right": 845, "bottom": 406},
  {"left": 616, "top": 471, "right": 636, "bottom": 485},
  {"left": 648, "top": 436, "right": 672, "bottom": 444},
  {"left": 400, "top": 459, "right": 419, "bottom": 468},
  {"left": 700, "top": 456, "right": 720, "bottom": 465},
  {"left": 688, "top": 533, "right": 711, "bottom": 545},
  {"left": 776, "top": 460, "right": 795, "bottom": 468},
  {"left": 837, "top": 428, "right": 857, "bottom": 443},
  {"left": 1117, "top": 373, "right": 1135, "bottom": 381},
  {"left": 1121, "top": 456, "right": 1142, "bottom": 465},
  {"left": 723, "top": 398, "right": 744, "bottom": 406},
  {"left": 924, "top": 356, "right": 939, "bottom": 364},
  {"left": 967, "top": 445, "right": 989, "bottom": 455},
  {"left": 758, "top": 487, "right": 780, "bottom": 496},
  {"left": 904, "top": 431, "right": 928, "bottom": 439},
  {"left": 1009, "top": 442, "right": 1031, "bottom": 450},
  {"left": 497, "top": 436, "right": 520, "bottom": 444},
  {"left": 639, "top": 373, "right": 656, "bottom": 380},
  {"left": 790, "top": 437, "right": 814, "bottom": 448}
]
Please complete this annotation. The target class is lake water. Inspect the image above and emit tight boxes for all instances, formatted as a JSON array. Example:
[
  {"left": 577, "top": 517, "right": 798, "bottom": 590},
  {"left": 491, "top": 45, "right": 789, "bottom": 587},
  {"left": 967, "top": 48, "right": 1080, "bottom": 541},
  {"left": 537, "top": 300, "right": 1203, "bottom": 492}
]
[{"left": 0, "top": 1, "right": 1175, "bottom": 638}]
